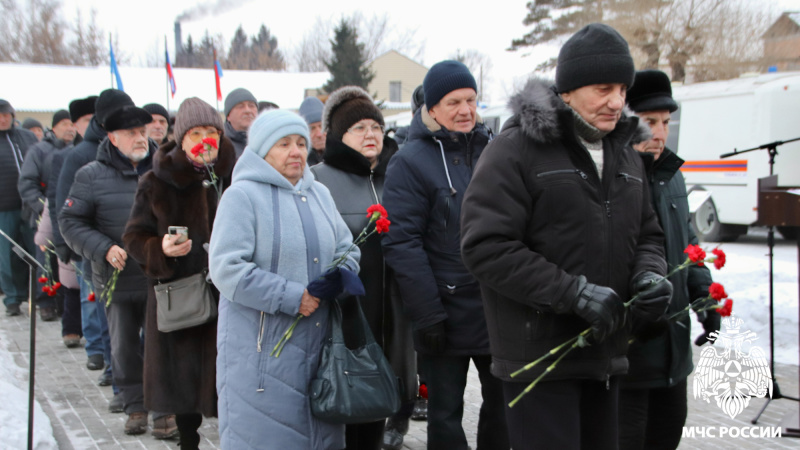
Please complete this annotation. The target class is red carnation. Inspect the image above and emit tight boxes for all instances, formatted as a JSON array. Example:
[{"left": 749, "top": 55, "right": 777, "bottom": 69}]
[
  {"left": 709, "top": 282, "right": 727, "bottom": 301},
  {"left": 202, "top": 137, "right": 218, "bottom": 149},
  {"left": 419, "top": 383, "right": 428, "bottom": 399},
  {"left": 53, "top": 282, "right": 62, "bottom": 290},
  {"left": 366, "top": 204, "right": 388, "bottom": 220},
  {"left": 47, "top": 288, "right": 56, "bottom": 297},
  {"left": 38, "top": 276, "right": 48, "bottom": 284},
  {"left": 88, "top": 292, "right": 96, "bottom": 302},
  {"left": 712, "top": 248, "right": 726, "bottom": 270},
  {"left": 684, "top": 244, "right": 706, "bottom": 266},
  {"left": 41, "top": 286, "right": 49, "bottom": 293},
  {"left": 190, "top": 143, "right": 205, "bottom": 157},
  {"left": 375, "top": 218, "right": 391, "bottom": 234},
  {"left": 718, "top": 299, "right": 733, "bottom": 317}
]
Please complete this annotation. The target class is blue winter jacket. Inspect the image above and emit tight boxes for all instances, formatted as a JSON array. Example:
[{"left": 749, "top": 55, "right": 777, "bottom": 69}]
[{"left": 209, "top": 149, "right": 359, "bottom": 450}]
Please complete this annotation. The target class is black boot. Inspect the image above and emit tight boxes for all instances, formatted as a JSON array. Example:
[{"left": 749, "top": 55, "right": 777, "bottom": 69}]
[{"left": 382, "top": 416, "right": 409, "bottom": 450}]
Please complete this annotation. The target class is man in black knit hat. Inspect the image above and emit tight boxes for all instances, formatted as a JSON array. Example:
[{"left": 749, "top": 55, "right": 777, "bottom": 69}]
[
  {"left": 142, "top": 103, "right": 169, "bottom": 145},
  {"left": 461, "top": 23, "right": 671, "bottom": 449}
]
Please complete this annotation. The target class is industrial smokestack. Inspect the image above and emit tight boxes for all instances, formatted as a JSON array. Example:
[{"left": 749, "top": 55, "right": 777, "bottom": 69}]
[{"left": 174, "top": 22, "right": 183, "bottom": 65}]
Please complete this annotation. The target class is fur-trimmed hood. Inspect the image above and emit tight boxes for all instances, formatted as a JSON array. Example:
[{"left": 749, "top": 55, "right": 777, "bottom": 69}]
[
  {"left": 507, "top": 78, "right": 650, "bottom": 145},
  {"left": 152, "top": 135, "right": 236, "bottom": 189}
]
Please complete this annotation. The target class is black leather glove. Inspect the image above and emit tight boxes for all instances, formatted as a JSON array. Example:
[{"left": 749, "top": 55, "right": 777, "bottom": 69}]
[
  {"left": 419, "top": 321, "right": 447, "bottom": 354},
  {"left": 695, "top": 308, "right": 721, "bottom": 346},
  {"left": 630, "top": 271, "right": 673, "bottom": 322},
  {"left": 568, "top": 277, "right": 625, "bottom": 343}
]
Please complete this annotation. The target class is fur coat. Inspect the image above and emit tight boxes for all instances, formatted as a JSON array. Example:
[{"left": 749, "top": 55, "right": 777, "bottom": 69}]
[{"left": 122, "top": 136, "right": 235, "bottom": 416}]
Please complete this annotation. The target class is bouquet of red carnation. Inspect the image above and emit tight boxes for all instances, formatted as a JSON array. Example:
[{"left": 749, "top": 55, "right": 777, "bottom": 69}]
[
  {"left": 191, "top": 137, "right": 222, "bottom": 201},
  {"left": 270, "top": 204, "right": 391, "bottom": 357}
]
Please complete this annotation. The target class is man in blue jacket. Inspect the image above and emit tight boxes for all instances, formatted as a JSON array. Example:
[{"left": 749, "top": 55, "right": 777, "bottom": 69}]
[{"left": 381, "top": 60, "right": 509, "bottom": 450}]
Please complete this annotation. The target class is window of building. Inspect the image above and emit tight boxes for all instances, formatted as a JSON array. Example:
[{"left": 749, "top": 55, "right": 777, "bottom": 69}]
[{"left": 389, "top": 81, "right": 402, "bottom": 102}]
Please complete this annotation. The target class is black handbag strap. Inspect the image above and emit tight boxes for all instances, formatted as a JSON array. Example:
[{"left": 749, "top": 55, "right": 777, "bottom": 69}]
[{"left": 330, "top": 298, "right": 377, "bottom": 348}]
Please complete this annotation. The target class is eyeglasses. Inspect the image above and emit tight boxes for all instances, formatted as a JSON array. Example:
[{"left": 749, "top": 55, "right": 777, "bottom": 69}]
[
  {"left": 347, "top": 123, "right": 384, "bottom": 137},
  {"left": 187, "top": 129, "right": 220, "bottom": 144}
]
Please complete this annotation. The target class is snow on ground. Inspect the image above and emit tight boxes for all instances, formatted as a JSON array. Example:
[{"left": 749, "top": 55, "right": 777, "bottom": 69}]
[
  {"left": 689, "top": 228, "right": 800, "bottom": 366},
  {"left": 0, "top": 328, "right": 57, "bottom": 450}
]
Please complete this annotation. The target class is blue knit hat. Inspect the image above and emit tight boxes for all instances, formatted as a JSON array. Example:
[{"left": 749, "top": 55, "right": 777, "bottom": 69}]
[
  {"left": 423, "top": 60, "right": 477, "bottom": 108},
  {"left": 247, "top": 109, "right": 310, "bottom": 159},
  {"left": 298, "top": 96, "right": 324, "bottom": 125}
]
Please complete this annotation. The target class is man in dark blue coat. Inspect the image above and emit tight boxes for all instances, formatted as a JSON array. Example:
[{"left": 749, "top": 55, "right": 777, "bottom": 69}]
[{"left": 381, "top": 60, "right": 509, "bottom": 450}]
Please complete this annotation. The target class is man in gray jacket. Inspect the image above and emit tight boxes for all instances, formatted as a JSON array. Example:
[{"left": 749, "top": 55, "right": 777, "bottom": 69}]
[
  {"left": 223, "top": 88, "right": 257, "bottom": 159},
  {"left": 0, "top": 99, "right": 39, "bottom": 316}
]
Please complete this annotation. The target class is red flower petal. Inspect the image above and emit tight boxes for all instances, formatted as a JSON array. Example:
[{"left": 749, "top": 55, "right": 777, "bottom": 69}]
[
  {"left": 419, "top": 384, "right": 428, "bottom": 399},
  {"left": 684, "top": 244, "right": 706, "bottom": 266},
  {"left": 191, "top": 143, "right": 205, "bottom": 156},
  {"left": 53, "top": 282, "right": 62, "bottom": 290},
  {"left": 718, "top": 299, "right": 733, "bottom": 317},
  {"left": 366, "top": 204, "right": 388, "bottom": 220},
  {"left": 88, "top": 292, "right": 96, "bottom": 302},
  {"left": 375, "top": 218, "right": 391, "bottom": 234},
  {"left": 202, "top": 137, "right": 218, "bottom": 149},
  {"left": 41, "top": 286, "right": 49, "bottom": 293},
  {"left": 38, "top": 276, "right": 48, "bottom": 284},
  {"left": 712, "top": 247, "right": 726, "bottom": 270},
  {"left": 709, "top": 282, "right": 727, "bottom": 301}
]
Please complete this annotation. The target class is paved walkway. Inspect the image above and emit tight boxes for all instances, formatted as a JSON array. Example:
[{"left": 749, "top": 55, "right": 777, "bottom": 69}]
[{"left": 1, "top": 300, "right": 798, "bottom": 449}]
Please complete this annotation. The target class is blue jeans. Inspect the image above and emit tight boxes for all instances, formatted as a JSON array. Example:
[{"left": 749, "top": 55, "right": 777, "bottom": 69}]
[
  {"left": 0, "top": 209, "right": 35, "bottom": 308},
  {"left": 77, "top": 271, "right": 104, "bottom": 356}
]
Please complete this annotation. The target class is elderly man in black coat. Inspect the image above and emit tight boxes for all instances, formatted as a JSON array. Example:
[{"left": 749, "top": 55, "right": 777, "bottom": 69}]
[{"left": 59, "top": 102, "right": 159, "bottom": 436}]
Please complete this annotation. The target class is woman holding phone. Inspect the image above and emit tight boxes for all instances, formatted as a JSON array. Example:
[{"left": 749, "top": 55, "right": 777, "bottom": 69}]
[{"left": 123, "top": 97, "right": 235, "bottom": 449}]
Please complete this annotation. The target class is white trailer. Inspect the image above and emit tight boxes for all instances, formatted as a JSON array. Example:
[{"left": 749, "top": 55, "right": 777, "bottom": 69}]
[{"left": 672, "top": 72, "right": 800, "bottom": 241}]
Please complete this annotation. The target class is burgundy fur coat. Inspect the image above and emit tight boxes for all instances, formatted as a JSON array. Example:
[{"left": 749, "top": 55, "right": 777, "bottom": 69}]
[{"left": 123, "top": 136, "right": 235, "bottom": 416}]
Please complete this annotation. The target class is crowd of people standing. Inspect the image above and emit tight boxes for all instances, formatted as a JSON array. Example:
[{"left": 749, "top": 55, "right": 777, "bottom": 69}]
[{"left": 0, "top": 21, "right": 724, "bottom": 450}]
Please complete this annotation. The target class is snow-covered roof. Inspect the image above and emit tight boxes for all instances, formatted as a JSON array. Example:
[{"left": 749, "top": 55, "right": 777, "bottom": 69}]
[
  {"left": 0, "top": 63, "right": 330, "bottom": 112},
  {"left": 673, "top": 71, "right": 800, "bottom": 101}
]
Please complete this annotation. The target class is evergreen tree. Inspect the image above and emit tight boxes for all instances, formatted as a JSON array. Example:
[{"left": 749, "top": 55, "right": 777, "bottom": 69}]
[
  {"left": 251, "top": 25, "right": 285, "bottom": 70},
  {"left": 323, "top": 19, "right": 374, "bottom": 93},
  {"left": 226, "top": 25, "right": 250, "bottom": 69}
]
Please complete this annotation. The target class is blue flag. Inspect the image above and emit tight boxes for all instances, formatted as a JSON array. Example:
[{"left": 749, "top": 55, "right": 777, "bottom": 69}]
[{"left": 110, "top": 37, "right": 124, "bottom": 91}]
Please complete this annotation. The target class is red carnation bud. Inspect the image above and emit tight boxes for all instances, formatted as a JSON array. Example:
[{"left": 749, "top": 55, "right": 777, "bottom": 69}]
[
  {"left": 419, "top": 383, "right": 428, "bottom": 399},
  {"left": 88, "top": 292, "right": 96, "bottom": 302},
  {"left": 38, "top": 276, "right": 48, "bottom": 284},
  {"left": 709, "top": 282, "right": 727, "bottom": 301},
  {"left": 42, "top": 286, "right": 49, "bottom": 293},
  {"left": 684, "top": 244, "right": 706, "bottom": 266},
  {"left": 47, "top": 289, "right": 56, "bottom": 297},
  {"left": 375, "top": 217, "right": 391, "bottom": 234},
  {"left": 366, "top": 204, "right": 388, "bottom": 220},
  {"left": 712, "top": 247, "right": 726, "bottom": 270},
  {"left": 202, "top": 137, "right": 218, "bottom": 149},
  {"left": 53, "top": 282, "right": 62, "bottom": 290},
  {"left": 191, "top": 143, "right": 205, "bottom": 156},
  {"left": 718, "top": 299, "right": 733, "bottom": 317}
]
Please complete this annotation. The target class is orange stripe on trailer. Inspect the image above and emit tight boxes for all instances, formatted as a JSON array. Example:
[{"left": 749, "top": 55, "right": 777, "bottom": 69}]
[{"left": 680, "top": 160, "right": 747, "bottom": 172}]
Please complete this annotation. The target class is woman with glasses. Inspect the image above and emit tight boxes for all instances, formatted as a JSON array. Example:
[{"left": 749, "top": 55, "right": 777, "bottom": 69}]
[
  {"left": 123, "top": 98, "right": 236, "bottom": 449},
  {"left": 311, "top": 86, "right": 416, "bottom": 450}
]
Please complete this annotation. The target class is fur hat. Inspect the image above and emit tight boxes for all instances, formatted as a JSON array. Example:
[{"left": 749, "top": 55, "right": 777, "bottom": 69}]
[
  {"left": 627, "top": 70, "right": 678, "bottom": 113},
  {"left": 247, "top": 109, "right": 310, "bottom": 159},
  {"left": 322, "top": 86, "right": 383, "bottom": 141},
  {"left": 95, "top": 89, "right": 134, "bottom": 129},
  {"left": 556, "top": 23, "right": 635, "bottom": 93},
  {"left": 173, "top": 97, "right": 223, "bottom": 144},
  {"left": 52, "top": 110, "right": 71, "bottom": 128},
  {"left": 69, "top": 96, "right": 97, "bottom": 122},
  {"left": 22, "top": 118, "right": 42, "bottom": 130},
  {"left": 142, "top": 103, "right": 169, "bottom": 120},
  {"left": 104, "top": 105, "right": 153, "bottom": 132},
  {"left": 299, "top": 96, "right": 324, "bottom": 125},
  {"left": 224, "top": 88, "right": 257, "bottom": 118},
  {"left": 423, "top": 60, "right": 477, "bottom": 108},
  {"left": 0, "top": 99, "right": 15, "bottom": 117}
]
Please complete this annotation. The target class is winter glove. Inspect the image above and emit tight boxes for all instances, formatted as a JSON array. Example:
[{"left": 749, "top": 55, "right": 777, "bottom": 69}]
[
  {"left": 629, "top": 271, "right": 673, "bottom": 323},
  {"left": 418, "top": 321, "right": 447, "bottom": 354},
  {"left": 306, "top": 267, "right": 365, "bottom": 300},
  {"left": 695, "top": 306, "right": 721, "bottom": 346},
  {"left": 562, "top": 276, "right": 625, "bottom": 343}
]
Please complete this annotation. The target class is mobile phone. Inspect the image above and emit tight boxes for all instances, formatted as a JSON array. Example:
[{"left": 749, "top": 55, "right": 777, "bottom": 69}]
[{"left": 168, "top": 226, "right": 188, "bottom": 244}]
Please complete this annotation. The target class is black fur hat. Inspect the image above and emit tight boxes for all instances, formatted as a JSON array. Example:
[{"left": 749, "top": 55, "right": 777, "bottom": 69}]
[
  {"left": 322, "top": 86, "right": 383, "bottom": 141},
  {"left": 95, "top": 89, "right": 134, "bottom": 128},
  {"left": 104, "top": 105, "right": 153, "bottom": 132},
  {"left": 69, "top": 96, "right": 97, "bottom": 122},
  {"left": 627, "top": 70, "right": 678, "bottom": 113}
]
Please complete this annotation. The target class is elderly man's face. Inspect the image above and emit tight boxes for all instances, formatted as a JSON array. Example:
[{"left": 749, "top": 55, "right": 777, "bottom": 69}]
[
  {"left": 146, "top": 114, "right": 169, "bottom": 142},
  {"left": 633, "top": 110, "right": 671, "bottom": 160},
  {"left": 109, "top": 126, "right": 149, "bottom": 163},
  {"left": 228, "top": 101, "right": 258, "bottom": 132},
  {"left": 74, "top": 114, "right": 92, "bottom": 137},
  {"left": 561, "top": 83, "right": 626, "bottom": 132},
  {"left": 53, "top": 118, "right": 77, "bottom": 143},
  {"left": 429, "top": 88, "right": 477, "bottom": 133},
  {"left": 309, "top": 122, "right": 325, "bottom": 151},
  {"left": 0, "top": 113, "right": 13, "bottom": 131}
]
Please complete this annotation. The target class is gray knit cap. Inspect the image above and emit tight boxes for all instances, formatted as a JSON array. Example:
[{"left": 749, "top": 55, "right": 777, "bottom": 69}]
[
  {"left": 224, "top": 88, "right": 257, "bottom": 118},
  {"left": 299, "top": 96, "right": 324, "bottom": 125},
  {"left": 0, "top": 99, "right": 15, "bottom": 117},
  {"left": 174, "top": 97, "right": 224, "bottom": 144}
]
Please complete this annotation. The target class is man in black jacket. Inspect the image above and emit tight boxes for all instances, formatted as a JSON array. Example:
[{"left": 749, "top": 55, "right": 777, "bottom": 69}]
[
  {"left": 461, "top": 24, "right": 671, "bottom": 450},
  {"left": 382, "top": 60, "right": 509, "bottom": 450},
  {"left": 0, "top": 99, "right": 39, "bottom": 316},
  {"left": 59, "top": 102, "right": 156, "bottom": 436},
  {"left": 618, "top": 69, "right": 718, "bottom": 450},
  {"left": 223, "top": 87, "right": 257, "bottom": 159}
]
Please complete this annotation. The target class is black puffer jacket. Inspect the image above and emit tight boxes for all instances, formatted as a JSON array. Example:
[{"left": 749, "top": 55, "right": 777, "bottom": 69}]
[
  {"left": 460, "top": 78, "right": 667, "bottom": 382},
  {"left": 18, "top": 132, "right": 69, "bottom": 226},
  {"left": 311, "top": 136, "right": 416, "bottom": 401},
  {"left": 59, "top": 137, "right": 155, "bottom": 302},
  {"left": 0, "top": 125, "right": 38, "bottom": 212},
  {"left": 55, "top": 117, "right": 105, "bottom": 263},
  {"left": 224, "top": 121, "right": 247, "bottom": 159},
  {"left": 622, "top": 149, "right": 715, "bottom": 389},
  {"left": 381, "top": 107, "right": 492, "bottom": 356}
]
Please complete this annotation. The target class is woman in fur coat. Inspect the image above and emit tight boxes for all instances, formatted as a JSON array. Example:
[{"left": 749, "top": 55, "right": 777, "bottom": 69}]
[{"left": 123, "top": 97, "right": 235, "bottom": 449}]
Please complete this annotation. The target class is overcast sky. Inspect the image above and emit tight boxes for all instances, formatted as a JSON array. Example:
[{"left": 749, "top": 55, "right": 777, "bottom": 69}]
[{"left": 58, "top": 0, "right": 800, "bottom": 103}]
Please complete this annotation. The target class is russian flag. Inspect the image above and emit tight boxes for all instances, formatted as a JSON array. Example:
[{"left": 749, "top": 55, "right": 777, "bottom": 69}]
[
  {"left": 214, "top": 49, "right": 223, "bottom": 101},
  {"left": 109, "top": 36, "right": 124, "bottom": 91},
  {"left": 165, "top": 40, "right": 176, "bottom": 97}
]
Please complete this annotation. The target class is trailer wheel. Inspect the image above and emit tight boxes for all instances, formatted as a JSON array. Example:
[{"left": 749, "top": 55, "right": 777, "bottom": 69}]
[
  {"left": 778, "top": 226, "right": 798, "bottom": 241},
  {"left": 692, "top": 198, "right": 723, "bottom": 242}
]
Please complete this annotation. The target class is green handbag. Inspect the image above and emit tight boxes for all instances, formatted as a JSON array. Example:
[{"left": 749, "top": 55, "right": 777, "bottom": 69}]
[{"left": 310, "top": 298, "right": 401, "bottom": 424}]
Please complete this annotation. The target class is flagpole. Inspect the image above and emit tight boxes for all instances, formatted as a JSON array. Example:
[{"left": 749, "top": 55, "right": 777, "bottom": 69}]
[
  {"left": 164, "top": 36, "right": 170, "bottom": 113},
  {"left": 109, "top": 33, "right": 113, "bottom": 89}
]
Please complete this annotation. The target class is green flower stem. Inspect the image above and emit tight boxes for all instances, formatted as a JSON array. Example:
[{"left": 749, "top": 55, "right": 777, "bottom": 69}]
[
  {"left": 510, "top": 329, "right": 589, "bottom": 378},
  {"left": 103, "top": 268, "right": 121, "bottom": 307},
  {"left": 271, "top": 314, "right": 303, "bottom": 357},
  {"left": 508, "top": 333, "right": 584, "bottom": 408}
]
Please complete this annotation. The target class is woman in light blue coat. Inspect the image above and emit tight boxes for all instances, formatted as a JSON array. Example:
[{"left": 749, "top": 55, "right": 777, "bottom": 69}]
[{"left": 209, "top": 109, "right": 359, "bottom": 449}]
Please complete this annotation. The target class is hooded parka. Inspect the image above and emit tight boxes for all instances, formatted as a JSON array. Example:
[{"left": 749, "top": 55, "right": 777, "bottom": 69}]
[{"left": 460, "top": 78, "right": 667, "bottom": 383}]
